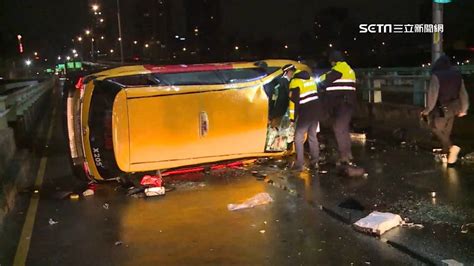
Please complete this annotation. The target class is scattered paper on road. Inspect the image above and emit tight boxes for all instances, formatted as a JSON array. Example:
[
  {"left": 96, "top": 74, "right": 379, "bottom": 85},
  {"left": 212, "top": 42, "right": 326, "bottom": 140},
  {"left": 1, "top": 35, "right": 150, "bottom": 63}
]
[
  {"left": 227, "top": 193, "right": 273, "bottom": 211},
  {"left": 48, "top": 218, "right": 58, "bottom": 225},
  {"left": 354, "top": 211, "right": 402, "bottom": 236}
]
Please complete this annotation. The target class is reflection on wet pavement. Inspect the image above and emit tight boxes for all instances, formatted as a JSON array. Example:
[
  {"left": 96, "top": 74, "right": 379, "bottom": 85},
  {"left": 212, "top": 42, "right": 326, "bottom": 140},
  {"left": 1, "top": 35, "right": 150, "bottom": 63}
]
[{"left": 252, "top": 138, "right": 474, "bottom": 263}]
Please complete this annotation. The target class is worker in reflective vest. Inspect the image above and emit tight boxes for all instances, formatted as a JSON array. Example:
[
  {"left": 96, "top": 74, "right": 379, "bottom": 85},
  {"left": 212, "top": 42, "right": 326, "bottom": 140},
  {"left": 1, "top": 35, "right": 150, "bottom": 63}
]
[
  {"left": 289, "top": 69, "right": 321, "bottom": 171},
  {"left": 319, "top": 50, "right": 357, "bottom": 165}
]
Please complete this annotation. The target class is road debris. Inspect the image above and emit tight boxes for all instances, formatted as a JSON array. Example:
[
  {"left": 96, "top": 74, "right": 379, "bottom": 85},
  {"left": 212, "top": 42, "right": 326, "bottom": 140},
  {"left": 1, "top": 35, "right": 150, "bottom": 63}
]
[
  {"left": 461, "top": 223, "right": 473, "bottom": 234},
  {"left": 127, "top": 186, "right": 146, "bottom": 196},
  {"left": 255, "top": 173, "right": 267, "bottom": 181},
  {"left": 227, "top": 192, "right": 273, "bottom": 211},
  {"left": 83, "top": 183, "right": 97, "bottom": 197},
  {"left": 114, "top": 241, "right": 123, "bottom": 246},
  {"left": 103, "top": 203, "right": 109, "bottom": 210},
  {"left": 140, "top": 175, "right": 163, "bottom": 187},
  {"left": 69, "top": 194, "right": 79, "bottom": 200},
  {"left": 401, "top": 222, "right": 424, "bottom": 229},
  {"left": 48, "top": 218, "right": 59, "bottom": 225},
  {"left": 82, "top": 189, "right": 94, "bottom": 197},
  {"left": 354, "top": 211, "right": 402, "bottom": 236},
  {"left": 144, "top": 187, "right": 166, "bottom": 197},
  {"left": 350, "top": 132, "right": 366, "bottom": 142}
]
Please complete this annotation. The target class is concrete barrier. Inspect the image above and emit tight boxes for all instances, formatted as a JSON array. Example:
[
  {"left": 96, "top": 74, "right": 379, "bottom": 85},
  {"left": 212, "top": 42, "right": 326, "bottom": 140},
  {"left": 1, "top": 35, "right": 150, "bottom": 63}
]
[{"left": 0, "top": 77, "right": 56, "bottom": 230}]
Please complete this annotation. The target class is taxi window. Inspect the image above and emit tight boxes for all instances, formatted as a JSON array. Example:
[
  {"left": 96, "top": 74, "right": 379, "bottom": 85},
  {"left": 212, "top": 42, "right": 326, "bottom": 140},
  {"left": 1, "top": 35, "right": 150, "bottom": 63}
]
[
  {"left": 109, "top": 67, "right": 280, "bottom": 87},
  {"left": 218, "top": 68, "right": 271, "bottom": 83},
  {"left": 110, "top": 74, "right": 158, "bottom": 86},
  {"left": 154, "top": 71, "right": 225, "bottom": 86}
]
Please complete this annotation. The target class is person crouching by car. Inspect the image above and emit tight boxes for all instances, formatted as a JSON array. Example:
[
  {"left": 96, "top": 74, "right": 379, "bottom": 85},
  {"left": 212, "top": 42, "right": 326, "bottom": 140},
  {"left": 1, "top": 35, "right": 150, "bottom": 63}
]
[
  {"left": 421, "top": 55, "right": 469, "bottom": 166},
  {"left": 288, "top": 69, "right": 322, "bottom": 171}
]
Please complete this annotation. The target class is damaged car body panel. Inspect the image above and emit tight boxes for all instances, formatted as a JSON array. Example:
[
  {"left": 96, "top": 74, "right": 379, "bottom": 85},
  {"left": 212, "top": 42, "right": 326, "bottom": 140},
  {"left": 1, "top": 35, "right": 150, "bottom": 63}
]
[{"left": 70, "top": 60, "right": 311, "bottom": 180}]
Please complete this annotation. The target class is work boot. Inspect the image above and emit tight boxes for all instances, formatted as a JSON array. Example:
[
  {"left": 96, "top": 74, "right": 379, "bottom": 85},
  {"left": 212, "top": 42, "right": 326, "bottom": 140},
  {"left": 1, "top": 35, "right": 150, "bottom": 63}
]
[
  {"left": 435, "top": 153, "right": 448, "bottom": 164},
  {"left": 448, "top": 145, "right": 461, "bottom": 165},
  {"left": 289, "top": 162, "right": 304, "bottom": 172}
]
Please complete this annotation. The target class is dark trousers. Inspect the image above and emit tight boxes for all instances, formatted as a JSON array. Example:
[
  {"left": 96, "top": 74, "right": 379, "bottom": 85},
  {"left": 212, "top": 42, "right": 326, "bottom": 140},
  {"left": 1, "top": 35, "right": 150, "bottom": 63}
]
[
  {"left": 432, "top": 116, "right": 454, "bottom": 153},
  {"left": 331, "top": 103, "right": 354, "bottom": 162},
  {"left": 294, "top": 118, "right": 320, "bottom": 167}
]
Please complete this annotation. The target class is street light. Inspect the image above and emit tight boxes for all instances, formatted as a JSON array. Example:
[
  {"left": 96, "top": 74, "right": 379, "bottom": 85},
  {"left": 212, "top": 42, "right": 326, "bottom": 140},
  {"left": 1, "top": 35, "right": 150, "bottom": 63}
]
[
  {"left": 92, "top": 4, "right": 99, "bottom": 11},
  {"left": 116, "top": 0, "right": 124, "bottom": 64},
  {"left": 100, "top": 18, "right": 104, "bottom": 23},
  {"left": 72, "top": 49, "right": 77, "bottom": 54},
  {"left": 133, "top": 40, "right": 138, "bottom": 44},
  {"left": 145, "top": 44, "right": 149, "bottom": 48},
  {"left": 66, "top": 56, "right": 71, "bottom": 61},
  {"left": 101, "top": 36, "right": 105, "bottom": 40},
  {"left": 78, "top": 36, "right": 83, "bottom": 42},
  {"left": 25, "top": 59, "right": 32, "bottom": 66},
  {"left": 110, "top": 49, "right": 114, "bottom": 53},
  {"left": 85, "top": 30, "right": 91, "bottom": 35},
  {"left": 57, "top": 56, "right": 61, "bottom": 60}
]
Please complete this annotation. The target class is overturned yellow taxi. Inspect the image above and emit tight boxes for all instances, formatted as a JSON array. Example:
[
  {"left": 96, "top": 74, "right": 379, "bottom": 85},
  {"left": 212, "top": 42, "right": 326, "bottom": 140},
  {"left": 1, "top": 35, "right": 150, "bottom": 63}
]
[{"left": 65, "top": 60, "right": 311, "bottom": 181}]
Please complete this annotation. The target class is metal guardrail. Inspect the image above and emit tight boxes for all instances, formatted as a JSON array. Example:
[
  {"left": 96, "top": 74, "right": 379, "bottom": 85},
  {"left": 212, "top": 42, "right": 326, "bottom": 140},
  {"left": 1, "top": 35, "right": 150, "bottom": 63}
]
[
  {"left": 355, "top": 65, "right": 474, "bottom": 112},
  {"left": 357, "top": 65, "right": 474, "bottom": 75},
  {"left": 356, "top": 71, "right": 430, "bottom": 107},
  {"left": 0, "top": 79, "right": 55, "bottom": 130},
  {"left": 0, "top": 80, "right": 39, "bottom": 94}
]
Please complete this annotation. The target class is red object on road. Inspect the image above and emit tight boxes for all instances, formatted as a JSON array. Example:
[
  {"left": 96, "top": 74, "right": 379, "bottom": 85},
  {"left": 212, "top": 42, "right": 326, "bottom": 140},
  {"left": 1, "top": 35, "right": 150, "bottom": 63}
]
[
  {"left": 87, "top": 183, "right": 98, "bottom": 191},
  {"left": 140, "top": 175, "right": 163, "bottom": 187},
  {"left": 161, "top": 161, "right": 245, "bottom": 176}
]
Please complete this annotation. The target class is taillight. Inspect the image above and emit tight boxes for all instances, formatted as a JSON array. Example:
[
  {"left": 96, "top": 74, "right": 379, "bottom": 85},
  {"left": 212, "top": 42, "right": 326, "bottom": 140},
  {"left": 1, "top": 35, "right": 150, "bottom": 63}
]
[
  {"left": 83, "top": 161, "right": 91, "bottom": 177},
  {"left": 75, "top": 77, "right": 84, "bottom": 89}
]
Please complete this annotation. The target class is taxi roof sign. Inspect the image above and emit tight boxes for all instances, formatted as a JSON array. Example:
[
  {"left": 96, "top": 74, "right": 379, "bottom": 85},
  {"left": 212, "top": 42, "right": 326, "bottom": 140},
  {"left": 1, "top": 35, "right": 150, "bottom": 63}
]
[{"left": 433, "top": 0, "right": 451, "bottom": 3}]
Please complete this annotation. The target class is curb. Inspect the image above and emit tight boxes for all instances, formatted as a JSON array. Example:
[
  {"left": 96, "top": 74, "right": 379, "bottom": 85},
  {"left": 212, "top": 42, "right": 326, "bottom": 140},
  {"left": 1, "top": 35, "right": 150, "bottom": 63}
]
[{"left": 0, "top": 150, "right": 34, "bottom": 230}]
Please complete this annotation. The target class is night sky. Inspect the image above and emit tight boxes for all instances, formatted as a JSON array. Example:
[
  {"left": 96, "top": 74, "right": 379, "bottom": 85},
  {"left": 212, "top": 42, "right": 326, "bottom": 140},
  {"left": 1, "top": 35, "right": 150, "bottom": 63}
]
[{"left": 1, "top": 0, "right": 473, "bottom": 67}]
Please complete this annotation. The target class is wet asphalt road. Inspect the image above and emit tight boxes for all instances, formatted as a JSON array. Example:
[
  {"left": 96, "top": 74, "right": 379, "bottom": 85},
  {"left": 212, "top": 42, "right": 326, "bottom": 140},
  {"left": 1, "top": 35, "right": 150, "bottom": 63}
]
[{"left": 0, "top": 84, "right": 473, "bottom": 265}]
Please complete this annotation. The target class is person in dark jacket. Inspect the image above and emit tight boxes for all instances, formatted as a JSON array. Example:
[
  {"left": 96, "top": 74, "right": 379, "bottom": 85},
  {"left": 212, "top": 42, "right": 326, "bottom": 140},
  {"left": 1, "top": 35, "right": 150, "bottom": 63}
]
[
  {"left": 421, "top": 55, "right": 469, "bottom": 165},
  {"left": 269, "top": 64, "right": 295, "bottom": 128}
]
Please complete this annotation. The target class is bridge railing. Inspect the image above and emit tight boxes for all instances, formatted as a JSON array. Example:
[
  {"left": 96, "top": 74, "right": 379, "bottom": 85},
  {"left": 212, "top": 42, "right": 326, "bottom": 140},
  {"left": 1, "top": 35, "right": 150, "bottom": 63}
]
[
  {"left": 0, "top": 78, "right": 55, "bottom": 132},
  {"left": 356, "top": 65, "right": 474, "bottom": 108},
  {"left": 356, "top": 70, "right": 430, "bottom": 107}
]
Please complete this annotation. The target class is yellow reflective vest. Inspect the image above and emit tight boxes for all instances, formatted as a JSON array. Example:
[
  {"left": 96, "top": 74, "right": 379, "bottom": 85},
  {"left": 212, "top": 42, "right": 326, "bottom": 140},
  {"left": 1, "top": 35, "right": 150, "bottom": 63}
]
[
  {"left": 321, "top": 61, "right": 356, "bottom": 92},
  {"left": 288, "top": 72, "right": 318, "bottom": 120}
]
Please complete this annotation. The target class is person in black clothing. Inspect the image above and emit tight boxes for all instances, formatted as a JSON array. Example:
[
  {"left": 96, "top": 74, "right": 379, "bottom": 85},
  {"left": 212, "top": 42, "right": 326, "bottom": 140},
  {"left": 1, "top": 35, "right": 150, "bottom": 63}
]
[
  {"left": 421, "top": 55, "right": 469, "bottom": 165},
  {"left": 269, "top": 64, "right": 295, "bottom": 128}
]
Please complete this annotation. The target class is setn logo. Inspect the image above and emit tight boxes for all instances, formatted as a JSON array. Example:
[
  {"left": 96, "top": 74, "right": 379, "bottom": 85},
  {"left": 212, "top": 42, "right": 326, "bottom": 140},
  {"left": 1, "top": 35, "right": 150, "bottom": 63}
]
[{"left": 359, "top": 24, "right": 392, "bottom": 33}]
